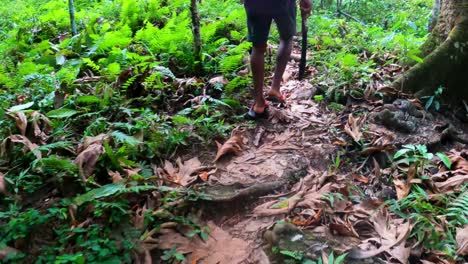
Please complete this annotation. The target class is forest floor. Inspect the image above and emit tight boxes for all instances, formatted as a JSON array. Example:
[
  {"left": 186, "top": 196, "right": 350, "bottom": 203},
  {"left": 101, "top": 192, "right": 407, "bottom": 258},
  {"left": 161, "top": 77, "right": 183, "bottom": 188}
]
[{"left": 151, "top": 44, "right": 468, "bottom": 263}]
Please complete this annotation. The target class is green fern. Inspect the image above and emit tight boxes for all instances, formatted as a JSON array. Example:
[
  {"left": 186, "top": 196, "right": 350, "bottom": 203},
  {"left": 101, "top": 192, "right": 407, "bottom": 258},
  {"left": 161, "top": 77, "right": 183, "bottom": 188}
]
[
  {"left": 76, "top": 95, "right": 101, "bottom": 105},
  {"left": 120, "top": 74, "right": 139, "bottom": 94},
  {"left": 32, "top": 156, "right": 78, "bottom": 175},
  {"left": 220, "top": 54, "right": 244, "bottom": 75},
  {"left": 74, "top": 183, "right": 159, "bottom": 206},
  {"left": 446, "top": 188, "right": 468, "bottom": 225},
  {"left": 82, "top": 58, "right": 101, "bottom": 72},
  {"left": 111, "top": 131, "right": 142, "bottom": 146},
  {"left": 225, "top": 76, "right": 250, "bottom": 94}
]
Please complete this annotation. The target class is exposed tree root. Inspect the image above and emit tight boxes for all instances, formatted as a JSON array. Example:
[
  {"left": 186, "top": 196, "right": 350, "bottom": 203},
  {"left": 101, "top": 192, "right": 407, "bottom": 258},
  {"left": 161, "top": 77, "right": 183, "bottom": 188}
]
[
  {"left": 393, "top": 16, "right": 468, "bottom": 102},
  {"left": 201, "top": 180, "right": 287, "bottom": 203}
]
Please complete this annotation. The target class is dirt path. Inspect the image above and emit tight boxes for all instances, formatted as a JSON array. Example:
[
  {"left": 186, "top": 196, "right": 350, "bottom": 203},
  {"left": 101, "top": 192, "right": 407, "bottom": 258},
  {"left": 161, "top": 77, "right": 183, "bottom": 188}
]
[{"left": 155, "top": 48, "right": 468, "bottom": 263}]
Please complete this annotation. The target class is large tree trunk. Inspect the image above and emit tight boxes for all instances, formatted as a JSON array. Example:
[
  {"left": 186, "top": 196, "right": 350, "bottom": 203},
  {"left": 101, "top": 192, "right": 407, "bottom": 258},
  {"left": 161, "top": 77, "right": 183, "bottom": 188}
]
[{"left": 394, "top": 0, "right": 468, "bottom": 102}]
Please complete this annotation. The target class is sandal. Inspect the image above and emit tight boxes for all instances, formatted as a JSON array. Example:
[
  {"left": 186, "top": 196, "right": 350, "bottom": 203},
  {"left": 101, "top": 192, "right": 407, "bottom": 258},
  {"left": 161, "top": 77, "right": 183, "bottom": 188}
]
[
  {"left": 266, "top": 93, "right": 286, "bottom": 106},
  {"left": 246, "top": 102, "right": 269, "bottom": 120}
]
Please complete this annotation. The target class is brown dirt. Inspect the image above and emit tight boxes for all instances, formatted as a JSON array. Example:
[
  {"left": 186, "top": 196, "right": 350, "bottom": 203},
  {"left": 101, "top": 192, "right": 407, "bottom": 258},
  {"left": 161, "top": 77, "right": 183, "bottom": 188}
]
[{"left": 154, "top": 46, "right": 468, "bottom": 264}]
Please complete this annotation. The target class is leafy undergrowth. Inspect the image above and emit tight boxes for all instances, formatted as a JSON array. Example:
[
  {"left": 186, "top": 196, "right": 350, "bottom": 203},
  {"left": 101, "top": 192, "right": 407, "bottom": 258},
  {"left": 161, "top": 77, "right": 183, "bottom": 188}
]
[{"left": 1, "top": 0, "right": 467, "bottom": 263}]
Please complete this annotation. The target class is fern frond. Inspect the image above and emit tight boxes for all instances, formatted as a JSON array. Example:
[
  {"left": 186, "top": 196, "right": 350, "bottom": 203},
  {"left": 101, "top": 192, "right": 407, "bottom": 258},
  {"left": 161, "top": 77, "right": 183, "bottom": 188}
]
[
  {"left": 111, "top": 131, "right": 142, "bottom": 146},
  {"left": 446, "top": 188, "right": 468, "bottom": 226}
]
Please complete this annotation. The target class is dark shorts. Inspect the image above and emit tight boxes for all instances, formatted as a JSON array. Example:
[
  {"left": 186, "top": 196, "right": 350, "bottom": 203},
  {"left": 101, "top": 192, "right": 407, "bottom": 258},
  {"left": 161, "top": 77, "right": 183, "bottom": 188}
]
[{"left": 244, "top": 0, "right": 297, "bottom": 45}]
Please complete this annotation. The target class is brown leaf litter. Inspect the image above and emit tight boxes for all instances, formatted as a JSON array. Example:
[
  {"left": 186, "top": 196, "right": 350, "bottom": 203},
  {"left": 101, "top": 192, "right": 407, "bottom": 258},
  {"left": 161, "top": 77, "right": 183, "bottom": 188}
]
[
  {"left": 456, "top": 225, "right": 468, "bottom": 256},
  {"left": 9, "top": 111, "right": 28, "bottom": 136},
  {"left": 0, "top": 172, "right": 6, "bottom": 195},
  {"left": 1, "top": 135, "right": 41, "bottom": 159},
  {"left": 253, "top": 173, "right": 344, "bottom": 217},
  {"left": 349, "top": 209, "right": 412, "bottom": 263},
  {"left": 432, "top": 149, "right": 468, "bottom": 192},
  {"left": 159, "top": 157, "right": 212, "bottom": 186},
  {"left": 214, "top": 134, "right": 244, "bottom": 162},
  {"left": 74, "top": 141, "right": 104, "bottom": 180},
  {"left": 344, "top": 114, "right": 367, "bottom": 142},
  {"left": 0, "top": 246, "right": 20, "bottom": 260},
  {"left": 156, "top": 222, "right": 253, "bottom": 264},
  {"left": 394, "top": 164, "right": 417, "bottom": 200},
  {"left": 30, "top": 111, "right": 52, "bottom": 144}
]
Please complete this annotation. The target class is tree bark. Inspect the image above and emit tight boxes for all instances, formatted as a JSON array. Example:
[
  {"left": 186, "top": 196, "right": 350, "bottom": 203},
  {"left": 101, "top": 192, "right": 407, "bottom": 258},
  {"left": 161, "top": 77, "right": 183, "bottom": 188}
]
[
  {"left": 394, "top": 0, "right": 468, "bottom": 102},
  {"left": 68, "top": 0, "right": 77, "bottom": 36},
  {"left": 190, "top": 0, "right": 203, "bottom": 75}
]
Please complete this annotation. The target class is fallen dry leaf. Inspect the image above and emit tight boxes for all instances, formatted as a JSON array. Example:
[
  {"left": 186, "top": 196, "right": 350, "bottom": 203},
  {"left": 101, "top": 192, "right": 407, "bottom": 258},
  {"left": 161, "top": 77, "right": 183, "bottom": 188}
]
[
  {"left": 394, "top": 164, "right": 416, "bottom": 200},
  {"left": 30, "top": 111, "right": 51, "bottom": 144},
  {"left": 199, "top": 171, "right": 209, "bottom": 182},
  {"left": 1, "top": 135, "right": 41, "bottom": 159},
  {"left": 162, "top": 157, "right": 208, "bottom": 186},
  {"left": 214, "top": 134, "right": 243, "bottom": 162},
  {"left": 353, "top": 174, "right": 369, "bottom": 184},
  {"left": 11, "top": 112, "right": 28, "bottom": 136},
  {"left": 177, "top": 157, "right": 205, "bottom": 186},
  {"left": 157, "top": 222, "right": 251, "bottom": 264},
  {"left": 0, "top": 246, "right": 19, "bottom": 260},
  {"left": 448, "top": 150, "right": 468, "bottom": 174},
  {"left": 0, "top": 172, "right": 5, "bottom": 195},
  {"left": 344, "top": 114, "right": 366, "bottom": 142},
  {"left": 77, "top": 134, "right": 109, "bottom": 153},
  {"left": 74, "top": 142, "right": 104, "bottom": 180},
  {"left": 434, "top": 175, "right": 468, "bottom": 192},
  {"left": 349, "top": 209, "right": 411, "bottom": 262},
  {"left": 109, "top": 170, "right": 123, "bottom": 183},
  {"left": 330, "top": 217, "right": 359, "bottom": 237},
  {"left": 332, "top": 140, "right": 350, "bottom": 147},
  {"left": 208, "top": 76, "right": 227, "bottom": 86},
  {"left": 456, "top": 225, "right": 468, "bottom": 255}
]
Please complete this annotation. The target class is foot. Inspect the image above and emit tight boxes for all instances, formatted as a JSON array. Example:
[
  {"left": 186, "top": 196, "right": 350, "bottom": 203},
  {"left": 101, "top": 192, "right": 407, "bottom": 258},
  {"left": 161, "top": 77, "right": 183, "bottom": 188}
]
[
  {"left": 266, "top": 88, "right": 286, "bottom": 104},
  {"left": 246, "top": 100, "right": 269, "bottom": 120},
  {"left": 253, "top": 101, "right": 267, "bottom": 114}
]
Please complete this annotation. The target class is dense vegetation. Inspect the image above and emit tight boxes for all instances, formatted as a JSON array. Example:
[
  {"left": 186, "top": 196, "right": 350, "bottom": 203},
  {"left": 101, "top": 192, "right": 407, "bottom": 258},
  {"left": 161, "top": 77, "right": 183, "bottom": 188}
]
[{"left": 1, "top": 0, "right": 466, "bottom": 263}]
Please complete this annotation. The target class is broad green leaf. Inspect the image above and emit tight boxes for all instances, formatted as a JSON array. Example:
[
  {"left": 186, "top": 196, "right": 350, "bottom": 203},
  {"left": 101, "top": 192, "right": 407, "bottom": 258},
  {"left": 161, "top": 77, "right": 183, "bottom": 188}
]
[
  {"left": 56, "top": 55, "right": 66, "bottom": 65},
  {"left": 47, "top": 108, "right": 78, "bottom": 118},
  {"left": 436, "top": 152, "right": 451, "bottom": 169},
  {"left": 74, "top": 184, "right": 157, "bottom": 205},
  {"left": 271, "top": 199, "right": 289, "bottom": 209},
  {"left": 75, "top": 184, "right": 123, "bottom": 205},
  {"left": 416, "top": 145, "right": 427, "bottom": 155},
  {"left": 394, "top": 149, "right": 410, "bottom": 159},
  {"left": 76, "top": 95, "right": 101, "bottom": 104},
  {"left": 408, "top": 53, "right": 423, "bottom": 63},
  {"left": 200, "top": 232, "right": 208, "bottom": 241},
  {"left": 335, "top": 253, "right": 348, "bottom": 264},
  {"left": 329, "top": 252, "right": 335, "bottom": 264},
  {"left": 8, "top": 102, "right": 34, "bottom": 112},
  {"left": 425, "top": 96, "right": 434, "bottom": 110},
  {"left": 280, "top": 250, "right": 303, "bottom": 260},
  {"left": 403, "top": 144, "right": 416, "bottom": 150}
]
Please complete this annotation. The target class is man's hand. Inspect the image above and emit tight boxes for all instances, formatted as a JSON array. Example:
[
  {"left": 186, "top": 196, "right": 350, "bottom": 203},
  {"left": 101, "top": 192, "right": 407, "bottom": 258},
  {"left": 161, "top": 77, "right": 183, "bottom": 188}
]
[{"left": 300, "top": 0, "right": 312, "bottom": 16}]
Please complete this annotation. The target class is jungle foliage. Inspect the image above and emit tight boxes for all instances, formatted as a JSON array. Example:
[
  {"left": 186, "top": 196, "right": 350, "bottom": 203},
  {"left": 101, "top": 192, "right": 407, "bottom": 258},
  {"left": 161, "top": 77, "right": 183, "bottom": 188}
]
[{"left": 2, "top": 0, "right": 462, "bottom": 263}]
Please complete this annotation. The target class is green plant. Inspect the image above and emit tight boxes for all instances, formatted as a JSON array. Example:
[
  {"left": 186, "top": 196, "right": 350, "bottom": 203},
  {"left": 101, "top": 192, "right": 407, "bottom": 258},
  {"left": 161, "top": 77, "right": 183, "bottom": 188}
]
[
  {"left": 161, "top": 246, "right": 186, "bottom": 263},
  {"left": 422, "top": 86, "right": 444, "bottom": 111},
  {"left": 394, "top": 144, "right": 451, "bottom": 176},
  {"left": 323, "top": 193, "right": 345, "bottom": 207}
]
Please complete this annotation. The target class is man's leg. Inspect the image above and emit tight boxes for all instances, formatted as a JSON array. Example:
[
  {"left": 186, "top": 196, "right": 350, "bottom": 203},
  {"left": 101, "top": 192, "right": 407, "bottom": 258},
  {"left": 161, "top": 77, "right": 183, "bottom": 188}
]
[
  {"left": 269, "top": 38, "right": 293, "bottom": 96},
  {"left": 245, "top": 8, "right": 272, "bottom": 113},
  {"left": 267, "top": 0, "right": 297, "bottom": 98},
  {"left": 251, "top": 43, "right": 268, "bottom": 113}
]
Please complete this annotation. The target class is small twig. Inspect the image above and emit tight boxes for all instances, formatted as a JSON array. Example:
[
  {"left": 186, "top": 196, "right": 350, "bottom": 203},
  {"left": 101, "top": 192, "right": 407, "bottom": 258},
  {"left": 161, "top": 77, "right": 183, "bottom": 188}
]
[{"left": 338, "top": 10, "right": 364, "bottom": 24}]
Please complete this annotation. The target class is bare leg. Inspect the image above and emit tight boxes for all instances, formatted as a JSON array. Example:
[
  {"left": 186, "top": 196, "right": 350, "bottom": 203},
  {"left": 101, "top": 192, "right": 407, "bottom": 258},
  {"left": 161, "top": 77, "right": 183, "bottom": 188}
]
[
  {"left": 250, "top": 43, "right": 268, "bottom": 113},
  {"left": 268, "top": 38, "right": 293, "bottom": 97}
]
